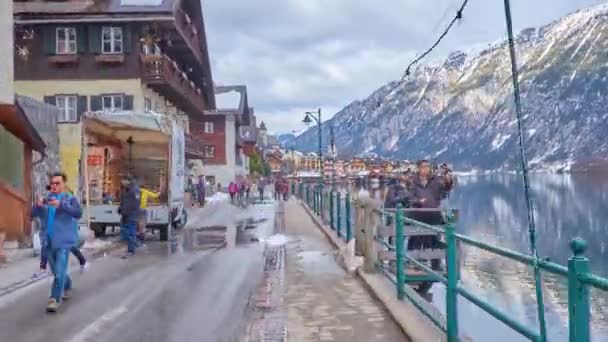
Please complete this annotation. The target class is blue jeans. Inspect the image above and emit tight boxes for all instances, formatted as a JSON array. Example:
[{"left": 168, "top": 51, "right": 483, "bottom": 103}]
[
  {"left": 121, "top": 222, "right": 137, "bottom": 253},
  {"left": 47, "top": 247, "right": 72, "bottom": 302}
]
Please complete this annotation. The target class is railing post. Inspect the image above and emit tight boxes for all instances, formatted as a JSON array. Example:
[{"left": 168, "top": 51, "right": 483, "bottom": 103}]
[
  {"left": 568, "top": 237, "right": 590, "bottom": 342},
  {"left": 445, "top": 212, "right": 459, "bottom": 342},
  {"left": 395, "top": 204, "right": 405, "bottom": 300},
  {"left": 336, "top": 192, "right": 342, "bottom": 238},
  {"left": 329, "top": 191, "right": 335, "bottom": 230},
  {"left": 345, "top": 193, "right": 352, "bottom": 242},
  {"left": 354, "top": 200, "right": 366, "bottom": 256}
]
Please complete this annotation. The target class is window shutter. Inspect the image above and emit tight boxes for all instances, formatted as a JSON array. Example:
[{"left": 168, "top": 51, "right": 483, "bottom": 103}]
[
  {"left": 77, "top": 25, "right": 87, "bottom": 54},
  {"left": 123, "top": 24, "right": 132, "bottom": 53},
  {"left": 90, "top": 96, "right": 102, "bottom": 111},
  {"left": 88, "top": 25, "right": 102, "bottom": 54},
  {"left": 124, "top": 95, "right": 134, "bottom": 110},
  {"left": 43, "top": 96, "right": 56, "bottom": 106},
  {"left": 77, "top": 96, "right": 88, "bottom": 120},
  {"left": 42, "top": 26, "right": 57, "bottom": 55}
]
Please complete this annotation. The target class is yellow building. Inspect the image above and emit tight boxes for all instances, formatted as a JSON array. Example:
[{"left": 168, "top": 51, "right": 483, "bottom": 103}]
[{"left": 13, "top": 1, "right": 215, "bottom": 192}]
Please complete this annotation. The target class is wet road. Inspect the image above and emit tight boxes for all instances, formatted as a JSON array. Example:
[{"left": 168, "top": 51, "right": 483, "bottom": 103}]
[{"left": 0, "top": 201, "right": 276, "bottom": 342}]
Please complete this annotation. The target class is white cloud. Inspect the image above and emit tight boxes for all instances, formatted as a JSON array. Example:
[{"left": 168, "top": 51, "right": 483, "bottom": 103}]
[{"left": 203, "top": 0, "right": 605, "bottom": 133}]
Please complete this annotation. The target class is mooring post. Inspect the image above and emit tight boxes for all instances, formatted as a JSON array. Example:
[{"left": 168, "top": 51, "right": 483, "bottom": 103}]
[
  {"left": 363, "top": 199, "right": 380, "bottom": 273},
  {"left": 568, "top": 237, "right": 590, "bottom": 342}
]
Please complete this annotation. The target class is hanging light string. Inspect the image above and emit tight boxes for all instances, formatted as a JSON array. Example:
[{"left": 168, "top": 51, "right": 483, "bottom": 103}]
[{"left": 401, "top": 0, "right": 470, "bottom": 80}]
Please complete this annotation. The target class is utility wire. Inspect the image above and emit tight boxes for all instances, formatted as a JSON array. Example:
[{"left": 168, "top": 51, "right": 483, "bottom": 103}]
[{"left": 401, "top": 0, "right": 470, "bottom": 80}]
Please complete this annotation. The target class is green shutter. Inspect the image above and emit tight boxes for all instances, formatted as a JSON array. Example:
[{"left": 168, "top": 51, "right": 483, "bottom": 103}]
[
  {"left": 77, "top": 25, "right": 87, "bottom": 54},
  {"left": 123, "top": 24, "right": 132, "bottom": 53},
  {"left": 124, "top": 95, "right": 134, "bottom": 110},
  {"left": 43, "top": 96, "right": 56, "bottom": 106},
  {"left": 42, "top": 25, "right": 57, "bottom": 55},
  {"left": 90, "top": 96, "right": 102, "bottom": 111},
  {"left": 77, "top": 96, "right": 88, "bottom": 120},
  {"left": 88, "top": 25, "right": 101, "bottom": 54}
]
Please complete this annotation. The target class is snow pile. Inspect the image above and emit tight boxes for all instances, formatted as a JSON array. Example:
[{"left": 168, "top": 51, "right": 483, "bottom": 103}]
[
  {"left": 263, "top": 234, "right": 289, "bottom": 247},
  {"left": 207, "top": 192, "right": 229, "bottom": 204}
]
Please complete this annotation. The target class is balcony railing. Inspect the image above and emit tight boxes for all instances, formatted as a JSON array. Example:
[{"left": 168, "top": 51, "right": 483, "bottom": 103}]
[{"left": 140, "top": 54, "right": 206, "bottom": 116}]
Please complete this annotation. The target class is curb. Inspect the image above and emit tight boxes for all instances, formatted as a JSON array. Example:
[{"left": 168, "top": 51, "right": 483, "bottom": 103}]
[
  {"left": 0, "top": 239, "right": 121, "bottom": 298},
  {"left": 357, "top": 268, "right": 446, "bottom": 342}
]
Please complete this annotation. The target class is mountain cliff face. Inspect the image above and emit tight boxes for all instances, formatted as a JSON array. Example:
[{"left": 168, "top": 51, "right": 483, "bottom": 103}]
[{"left": 291, "top": 4, "right": 608, "bottom": 171}]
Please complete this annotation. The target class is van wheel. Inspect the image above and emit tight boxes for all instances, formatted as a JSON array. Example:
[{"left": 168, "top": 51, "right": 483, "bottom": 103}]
[
  {"left": 160, "top": 225, "right": 169, "bottom": 241},
  {"left": 173, "top": 210, "right": 188, "bottom": 230},
  {"left": 92, "top": 224, "right": 106, "bottom": 238}
]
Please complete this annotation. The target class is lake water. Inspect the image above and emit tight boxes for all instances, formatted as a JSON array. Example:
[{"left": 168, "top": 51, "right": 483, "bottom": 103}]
[{"left": 431, "top": 174, "right": 608, "bottom": 341}]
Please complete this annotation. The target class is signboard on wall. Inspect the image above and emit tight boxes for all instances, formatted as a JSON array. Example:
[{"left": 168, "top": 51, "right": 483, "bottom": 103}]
[{"left": 87, "top": 155, "right": 103, "bottom": 166}]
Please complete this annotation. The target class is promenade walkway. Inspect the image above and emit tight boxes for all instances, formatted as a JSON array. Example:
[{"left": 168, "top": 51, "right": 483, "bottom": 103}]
[{"left": 283, "top": 199, "right": 409, "bottom": 342}]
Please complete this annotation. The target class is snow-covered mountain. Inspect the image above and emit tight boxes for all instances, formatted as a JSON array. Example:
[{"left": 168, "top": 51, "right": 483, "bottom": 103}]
[{"left": 291, "top": 4, "right": 608, "bottom": 171}]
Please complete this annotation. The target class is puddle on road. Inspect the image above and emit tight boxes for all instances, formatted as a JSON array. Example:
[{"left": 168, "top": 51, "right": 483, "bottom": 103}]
[
  {"left": 179, "top": 216, "right": 269, "bottom": 253},
  {"left": 294, "top": 250, "right": 343, "bottom": 275}
]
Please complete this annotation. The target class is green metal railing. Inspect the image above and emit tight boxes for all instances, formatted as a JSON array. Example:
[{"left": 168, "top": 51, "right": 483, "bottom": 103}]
[
  {"left": 299, "top": 184, "right": 353, "bottom": 243},
  {"left": 377, "top": 205, "right": 607, "bottom": 342}
]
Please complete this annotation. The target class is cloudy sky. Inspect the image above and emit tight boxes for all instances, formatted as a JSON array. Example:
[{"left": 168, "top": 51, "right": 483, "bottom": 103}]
[{"left": 203, "top": 0, "right": 604, "bottom": 134}]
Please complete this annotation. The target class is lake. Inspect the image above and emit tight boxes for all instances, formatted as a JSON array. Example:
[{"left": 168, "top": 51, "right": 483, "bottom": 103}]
[{"left": 431, "top": 173, "right": 608, "bottom": 341}]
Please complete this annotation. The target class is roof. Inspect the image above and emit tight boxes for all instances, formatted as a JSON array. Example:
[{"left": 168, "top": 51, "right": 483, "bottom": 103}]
[
  {"left": 14, "top": 0, "right": 176, "bottom": 15},
  {"left": 206, "top": 85, "right": 250, "bottom": 118},
  {"left": 0, "top": 102, "right": 46, "bottom": 153}
]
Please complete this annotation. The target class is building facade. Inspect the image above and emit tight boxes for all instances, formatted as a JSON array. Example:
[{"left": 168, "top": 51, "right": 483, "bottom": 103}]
[
  {"left": 13, "top": 0, "right": 215, "bottom": 191},
  {"left": 192, "top": 85, "right": 252, "bottom": 186}
]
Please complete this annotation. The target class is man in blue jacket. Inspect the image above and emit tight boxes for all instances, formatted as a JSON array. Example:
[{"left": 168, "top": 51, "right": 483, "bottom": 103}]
[{"left": 32, "top": 172, "right": 82, "bottom": 312}]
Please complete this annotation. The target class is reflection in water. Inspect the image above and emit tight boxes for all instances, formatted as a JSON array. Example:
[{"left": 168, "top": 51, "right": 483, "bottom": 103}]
[{"left": 437, "top": 174, "right": 608, "bottom": 341}]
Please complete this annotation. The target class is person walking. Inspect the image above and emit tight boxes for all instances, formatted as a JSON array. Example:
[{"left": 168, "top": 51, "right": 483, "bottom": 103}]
[
  {"left": 196, "top": 175, "right": 206, "bottom": 207},
  {"left": 138, "top": 185, "right": 160, "bottom": 243},
  {"left": 118, "top": 175, "right": 141, "bottom": 258},
  {"left": 228, "top": 181, "right": 238, "bottom": 203},
  {"left": 39, "top": 184, "right": 88, "bottom": 273},
  {"left": 257, "top": 177, "right": 265, "bottom": 200},
  {"left": 32, "top": 172, "right": 83, "bottom": 312}
]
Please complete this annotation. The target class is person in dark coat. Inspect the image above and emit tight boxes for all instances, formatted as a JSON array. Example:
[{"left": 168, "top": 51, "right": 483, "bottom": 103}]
[
  {"left": 197, "top": 175, "right": 206, "bottom": 207},
  {"left": 407, "top": 160, "right": 454, "bottom": 265},
  {"left": 118, "top": 175, "right": 140, "bottom": 258}
]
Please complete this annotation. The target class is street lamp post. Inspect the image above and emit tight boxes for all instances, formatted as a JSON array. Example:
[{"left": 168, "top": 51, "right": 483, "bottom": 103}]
[{"left": 303, "top": 108, "right": 323, "bottom": 215}]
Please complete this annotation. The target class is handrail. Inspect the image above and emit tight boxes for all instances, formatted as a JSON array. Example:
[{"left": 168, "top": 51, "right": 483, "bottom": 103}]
[{"left": 295, "top": 183, "right": 608, "bottom": 341}]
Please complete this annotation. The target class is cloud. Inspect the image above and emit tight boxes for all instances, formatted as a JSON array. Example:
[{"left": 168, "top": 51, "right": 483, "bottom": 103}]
[{"left": 203, "top": 0, "right": 605, "bottom": 133}]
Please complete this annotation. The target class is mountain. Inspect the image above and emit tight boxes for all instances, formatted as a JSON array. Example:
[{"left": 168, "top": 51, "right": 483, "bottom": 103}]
[
  {"left": 291, "top": 4, "right": 608, "bottom": 171},
  {"left": 276, "top": 133, "right": 296, "bottom": 147}
]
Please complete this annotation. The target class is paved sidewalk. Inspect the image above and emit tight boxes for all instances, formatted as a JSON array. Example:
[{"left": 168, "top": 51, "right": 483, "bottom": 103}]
[{"left": 284, "top": 200, "right": 409, "bottom": 342}]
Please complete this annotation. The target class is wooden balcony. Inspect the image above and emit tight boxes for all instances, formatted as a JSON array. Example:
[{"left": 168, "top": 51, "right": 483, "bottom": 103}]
[
  {"left": 140, "top": 54, "right": 207, "bottom": 117},
  {"left": 174, "top": 8, "right": 204, "bottom": 64}
]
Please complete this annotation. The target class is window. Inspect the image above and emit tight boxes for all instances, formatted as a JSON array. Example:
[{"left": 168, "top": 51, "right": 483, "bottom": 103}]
[
  {"left": 204, "top": 121, "right": 214, "bottom": 134},
  {"left": 56, "top": 27, "right": 77, "bottom": 54},
  {"left": 56, "top": 95, "right": 78, "bottom": 122},
  {"left": 102, "top": 95, "right": 123, "bottom": 111},
  {"left": 144, "top": 98, "right": 152, "bottom": 113},
  {"left": 102, "top": 26, "right": 123, "bottom": 54},
  {"left": 204, "top": 145, "right": 215, "bottom": 158}
]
